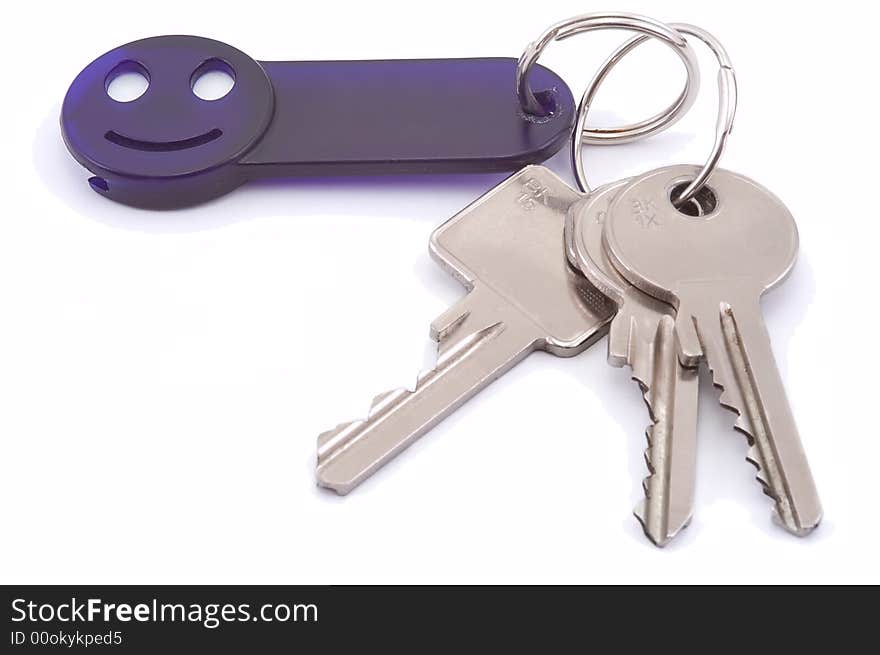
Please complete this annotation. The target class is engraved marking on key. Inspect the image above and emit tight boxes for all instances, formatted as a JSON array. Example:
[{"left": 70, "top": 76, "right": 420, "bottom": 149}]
[
  {"left": 604, "top": 164, "right": 821, "bottom": 536},
  {"left": 316, "top": 166, "right": 614, "bottom": 494},
  {"left": 516, "top": 177, "right": 552, "bottom": 211},
  {"left": 566, "top": 182, "right": 698, "bottom": 546},
  {"left": 631, "top": 198, "right": 662, "bottom": 229}
]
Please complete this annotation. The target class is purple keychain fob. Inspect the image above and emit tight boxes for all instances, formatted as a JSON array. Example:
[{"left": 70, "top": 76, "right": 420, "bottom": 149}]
[{"left": 61, "top": 35, "right": 575, "bottom": 208}]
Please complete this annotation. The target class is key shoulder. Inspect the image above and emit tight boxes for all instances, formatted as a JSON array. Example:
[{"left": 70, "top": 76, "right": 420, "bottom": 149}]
[{"left": 430, "top": 166, "right": 614, "bottom": 348}]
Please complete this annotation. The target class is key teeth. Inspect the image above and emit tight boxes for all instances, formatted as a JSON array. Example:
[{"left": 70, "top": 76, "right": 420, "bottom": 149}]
[
  {"left": 633, "top": 317, "right": 681, "bottom": 547},
  {"left": 708, "top": 359, "right": 761, "bottom": 452},
  {"left": 430, "top": 309, "right": 469, "bottom": 344},
  {"left": 317, "top": 421, "right": 352, "bottom": 451},
  {"left": 318, "top": 386, "right": 412, "bottom": 466},
  {"left": 633, "top": 501, "right": 689, "bottom": 548},
  {"left": 316, "top": 419, "right": 364, "bottom": 463},
  {"left": 634, "top": 504, "right": 668, "bottom": 547},
  {"left": 635, "top": 383, "right": 680, "bottom": 548},
  {"left": 716, "top": 379, "right": 818, "bottom": 534},
  {"left": 370, "top": 388, "right": 409, "bottom": 415},
  {"left": 316, "top": 388, "right": 410, "bottom": 458},
  {"left": 640, "top": 387, "right": 658, "bottom": 503},
  {"left": 642, "top": 439, "right": 653, "bottom": 497},
  {"left": 622, "top": 344, "right": 669, "bottom": 545},
  {"left": 315, "top": 318, "right": 508, "bottom": 494},
  {"left": 429, "top": 288, "right": 481, "bottom": 344},
  {"left": 705, "top": 351, "right": 797, "bottom": 524},
  {"left": 316, "top": 386, "right": 409, "bottom": 457},
  {"left": 371, "top": 389, "right": 395, "bottom": 408},
  {"left": 746, "top": 445, "right": 770, "bottom": 486}
]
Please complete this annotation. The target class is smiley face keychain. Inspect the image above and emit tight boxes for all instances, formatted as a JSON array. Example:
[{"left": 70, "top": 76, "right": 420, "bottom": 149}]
[
  {"left": 60, "top": 20, "right": 698, "bottom": 209},
  {"left": 62, "top": 35, "right": 579, "bottom": 208}
]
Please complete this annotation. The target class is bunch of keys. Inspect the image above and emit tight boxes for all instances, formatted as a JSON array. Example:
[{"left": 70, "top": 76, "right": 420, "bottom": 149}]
[
  {"left": 60, "top": 12, "right": 821, "bottom": 546},
  {"left": 314, "top": 15, "right": 822, "bottom": 546}
]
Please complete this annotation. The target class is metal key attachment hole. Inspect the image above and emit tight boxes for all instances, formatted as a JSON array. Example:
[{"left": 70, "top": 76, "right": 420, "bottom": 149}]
[
  {"left": 105, "top": 61, "right": 150, "bottom": 103},
  {"left": 670, "top": 181, "right": 717, "bottom": 217},
  {"left": 191, "top": 59, "right": 235, "bottom": 101}
]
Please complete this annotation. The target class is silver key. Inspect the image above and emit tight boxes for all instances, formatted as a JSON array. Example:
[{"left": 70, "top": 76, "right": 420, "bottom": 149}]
[
  {"left": 566, "top": 181, "right": 698, "bottom": 547},
  {"left": 604, "top": 164, "right": 822, "bottom": 535},
  {"left": 316, "top": 166, "right": 614, "bottom": 494}
]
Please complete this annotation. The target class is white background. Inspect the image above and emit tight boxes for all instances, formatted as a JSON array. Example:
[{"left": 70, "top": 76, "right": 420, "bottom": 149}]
[{"left": 2, "top": 0, "right": 878, "bottom": 584}]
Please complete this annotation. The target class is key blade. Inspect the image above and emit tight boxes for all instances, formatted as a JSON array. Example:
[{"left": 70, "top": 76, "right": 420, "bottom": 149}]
[
  {"left": 607, "top": 301, "right": 699, "bottom": 547},
  {"left": 720, "top": 299, "right": 822, "bottom": 535},
  {"left": 569, "top": 185, "right": 697, "bottom": 546},
  {"left": 691, "top": 291, "right": 822, "bottom": 535},
  {"left": 316, "top": 286, "right": 539, "bottom": 494},
  {"left": 602, "top": 165, "right": 819, "bottom": 539},
  {"left": 317, "top": 165, "right": 613, "bottom": 494},
  {"left": 622, "top": 315, "right": 699, "bottom": 547}
]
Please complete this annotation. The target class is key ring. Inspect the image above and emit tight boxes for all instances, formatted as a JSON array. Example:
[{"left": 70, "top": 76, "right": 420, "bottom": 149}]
[
  {"left": 516, "top": 12, "right": 700, "bottom": 144},
  {"left": 571, "top": 23, "right": 738, "bottom": 205}
]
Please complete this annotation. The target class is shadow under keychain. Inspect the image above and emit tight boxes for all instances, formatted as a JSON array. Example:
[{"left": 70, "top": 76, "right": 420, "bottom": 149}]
[{"left": 60, "top": 19, "right": 697, "bottom": 208}]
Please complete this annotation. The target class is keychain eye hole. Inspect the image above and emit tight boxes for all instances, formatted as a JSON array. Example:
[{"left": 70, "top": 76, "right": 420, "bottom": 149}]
[
  {"left": 670, "top": 181, "right": 717, "bottom": 217},
  {"left": 105, "top": 61, "right": 150, "bottom": 102},
  {"left": 191, "top": 58, "right": 235, "bottom": 101}
]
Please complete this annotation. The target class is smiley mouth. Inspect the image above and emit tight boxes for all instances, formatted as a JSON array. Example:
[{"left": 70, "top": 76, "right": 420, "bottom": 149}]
[{"left": 104, "top": 128, "right": 223, "bottom": 152}]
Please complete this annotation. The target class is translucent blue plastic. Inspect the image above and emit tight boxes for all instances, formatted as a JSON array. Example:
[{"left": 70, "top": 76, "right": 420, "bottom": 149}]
[{"left": 61, "top": 35, "right": 575, "bottom": 208}]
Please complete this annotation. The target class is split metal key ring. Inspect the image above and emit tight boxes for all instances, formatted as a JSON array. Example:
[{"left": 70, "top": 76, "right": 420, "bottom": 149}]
[
  {"left": 569, "top": 22, "right": 738, "bottom": 205},
  {"left": 516, "top": 12, "right": 701, "bottom": 145}
]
